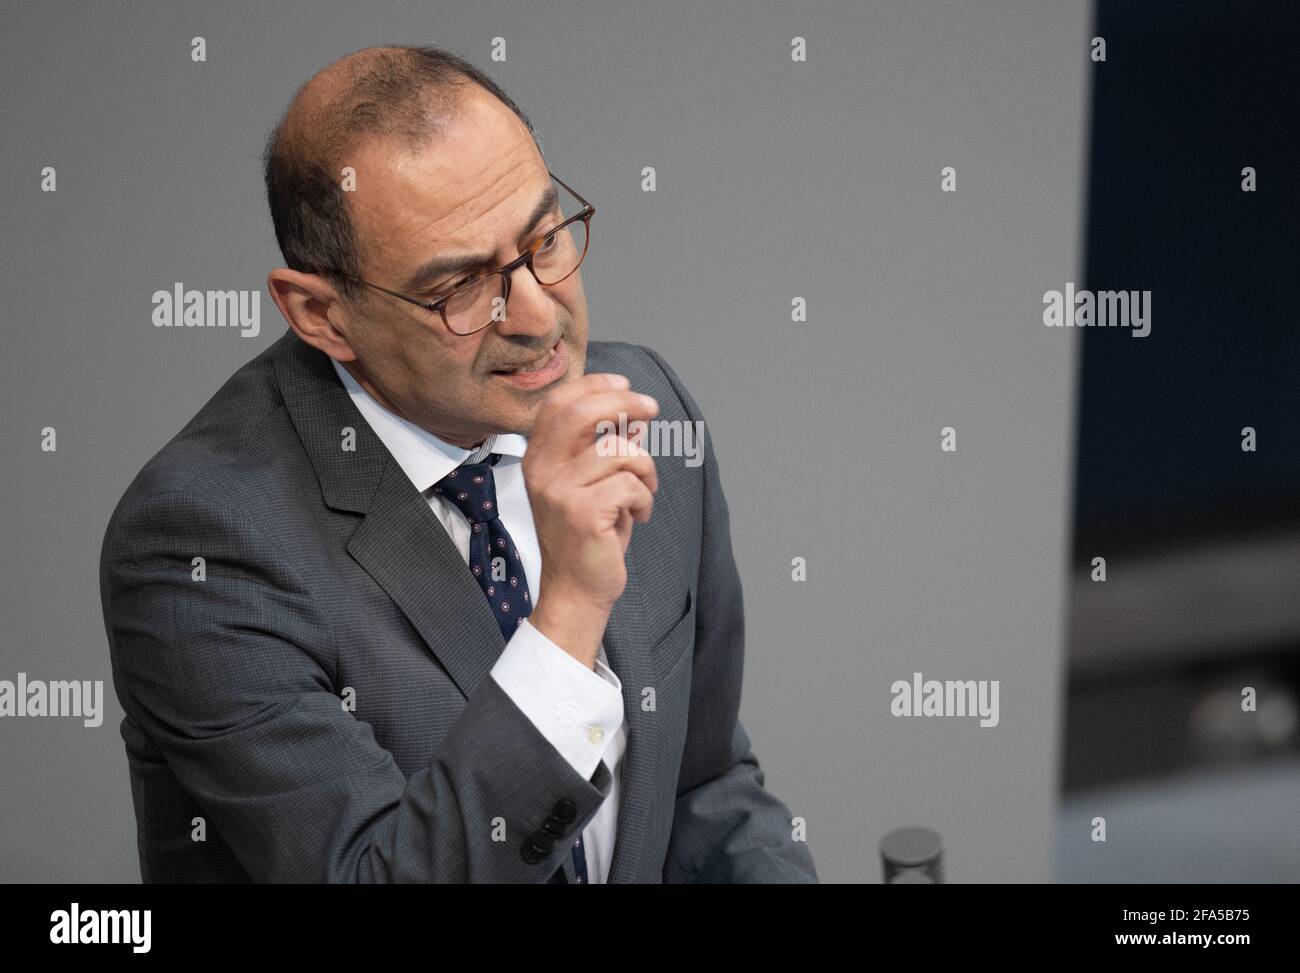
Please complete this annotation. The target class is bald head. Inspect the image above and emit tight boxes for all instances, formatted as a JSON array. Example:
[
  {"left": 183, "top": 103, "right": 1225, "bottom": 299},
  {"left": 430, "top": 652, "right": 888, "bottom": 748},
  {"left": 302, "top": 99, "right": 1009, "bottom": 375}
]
[{"left": 263, "top": 45, "right": 541, "bottom": 301}]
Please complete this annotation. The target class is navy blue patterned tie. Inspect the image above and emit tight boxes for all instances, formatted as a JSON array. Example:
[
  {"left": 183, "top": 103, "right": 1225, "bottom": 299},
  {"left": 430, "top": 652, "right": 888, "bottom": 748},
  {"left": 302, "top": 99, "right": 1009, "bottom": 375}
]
[{"left": 432, "top": 454, "right": 591, "bottom": 884}]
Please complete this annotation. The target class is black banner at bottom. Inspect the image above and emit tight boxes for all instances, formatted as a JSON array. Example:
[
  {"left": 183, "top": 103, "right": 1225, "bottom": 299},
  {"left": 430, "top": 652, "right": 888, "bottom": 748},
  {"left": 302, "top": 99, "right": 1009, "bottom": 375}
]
[{"left": 0, "top": 883, "right": 1289, "bottom": 957}]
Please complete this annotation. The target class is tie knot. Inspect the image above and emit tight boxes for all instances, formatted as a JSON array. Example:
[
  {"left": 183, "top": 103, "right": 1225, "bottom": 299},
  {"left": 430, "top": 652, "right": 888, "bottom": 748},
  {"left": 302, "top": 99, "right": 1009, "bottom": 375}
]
[{"left": 432, "top": 458, "right": 499, "bottom": 524}]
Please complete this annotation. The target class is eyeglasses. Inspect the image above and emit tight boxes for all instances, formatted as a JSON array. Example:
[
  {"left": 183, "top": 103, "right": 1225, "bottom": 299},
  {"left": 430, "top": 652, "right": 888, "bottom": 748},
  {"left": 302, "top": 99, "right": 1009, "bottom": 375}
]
[{"left": 321, "top": 171, "right": 594, "bottom": 336}]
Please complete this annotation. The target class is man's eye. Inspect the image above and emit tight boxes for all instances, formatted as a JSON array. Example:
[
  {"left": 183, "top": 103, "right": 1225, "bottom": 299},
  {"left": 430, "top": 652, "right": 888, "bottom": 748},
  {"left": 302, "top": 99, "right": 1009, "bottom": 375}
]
[{"left": 431, "top": 275, "right": 472, "bottom": 296}]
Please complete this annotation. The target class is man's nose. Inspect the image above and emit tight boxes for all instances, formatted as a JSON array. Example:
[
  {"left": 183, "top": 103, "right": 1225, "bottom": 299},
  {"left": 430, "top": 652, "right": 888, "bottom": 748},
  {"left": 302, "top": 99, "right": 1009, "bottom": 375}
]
[{"left": 493, "top": 264, "right": 559, "bottom": 338}]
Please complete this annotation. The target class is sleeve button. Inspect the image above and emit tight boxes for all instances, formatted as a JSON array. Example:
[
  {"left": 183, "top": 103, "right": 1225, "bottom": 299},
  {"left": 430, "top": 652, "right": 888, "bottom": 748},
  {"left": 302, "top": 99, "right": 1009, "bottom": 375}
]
[
  {"left": 521, "top": 830, "right": 555, "bottom": 862},
  {"left": 552, "top": 798, "right": 577, "bottom": 822},
  {"left": 540, "top": 815, "right": 566, "bottom": 837}
]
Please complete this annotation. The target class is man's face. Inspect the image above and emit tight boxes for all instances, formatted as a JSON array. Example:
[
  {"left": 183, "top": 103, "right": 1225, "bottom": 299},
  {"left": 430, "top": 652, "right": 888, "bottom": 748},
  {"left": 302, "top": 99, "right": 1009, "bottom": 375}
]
[{"left": 336, "top": 87, "right": 589, "bottom": 446}]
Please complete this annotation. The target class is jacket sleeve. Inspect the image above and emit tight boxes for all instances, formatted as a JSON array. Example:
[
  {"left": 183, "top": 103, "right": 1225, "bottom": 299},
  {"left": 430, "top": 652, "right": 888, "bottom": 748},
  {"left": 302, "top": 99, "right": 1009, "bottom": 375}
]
[
  {"left": 638, "top": 346, "right": 820, "bottom": 883},
  {"left": 100, "top": 489, "right": 608, "bottom": 883}
]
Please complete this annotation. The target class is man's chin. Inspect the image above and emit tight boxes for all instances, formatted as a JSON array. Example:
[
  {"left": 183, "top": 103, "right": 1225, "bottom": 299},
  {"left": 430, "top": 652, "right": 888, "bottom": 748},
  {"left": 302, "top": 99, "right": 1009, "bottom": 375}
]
[
  {"left": 481, "top": 336, "right": 584, "bottom": 434},
  {"left": 481, "top": 397, "right": 545, "bottom": 439}
]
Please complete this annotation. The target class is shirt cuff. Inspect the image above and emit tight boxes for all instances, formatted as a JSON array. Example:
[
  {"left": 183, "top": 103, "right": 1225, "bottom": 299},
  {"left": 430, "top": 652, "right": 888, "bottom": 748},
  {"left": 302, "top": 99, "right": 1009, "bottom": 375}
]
[{"left": 489, "top": 618, "right": 625, "bottom": 781}]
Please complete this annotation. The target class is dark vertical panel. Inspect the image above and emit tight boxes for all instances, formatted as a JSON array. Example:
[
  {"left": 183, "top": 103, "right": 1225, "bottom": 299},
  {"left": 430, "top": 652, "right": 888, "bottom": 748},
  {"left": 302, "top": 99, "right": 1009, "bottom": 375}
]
[{"left": 1073, "top": 0, "right": 1300, "bottom": 557}]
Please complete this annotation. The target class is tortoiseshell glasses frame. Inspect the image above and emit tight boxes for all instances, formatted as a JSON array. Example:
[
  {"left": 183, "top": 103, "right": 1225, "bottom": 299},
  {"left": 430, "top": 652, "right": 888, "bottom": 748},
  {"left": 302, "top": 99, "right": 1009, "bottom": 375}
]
[{"left": 318, "top": 171, "right": 594, "bottom": 336}]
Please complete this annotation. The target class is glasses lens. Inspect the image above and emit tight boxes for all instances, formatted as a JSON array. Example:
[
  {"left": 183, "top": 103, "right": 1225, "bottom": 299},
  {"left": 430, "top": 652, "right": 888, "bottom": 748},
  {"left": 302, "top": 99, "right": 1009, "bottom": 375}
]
[
  {"left": 442, "top": 274, "right": 506, "bottom": 335},
  {"left": 437, "top": 212, "right": 590, "bottom": 334},
  {"left": 531, "top": 217, "right": 588, "bottom": 286}
]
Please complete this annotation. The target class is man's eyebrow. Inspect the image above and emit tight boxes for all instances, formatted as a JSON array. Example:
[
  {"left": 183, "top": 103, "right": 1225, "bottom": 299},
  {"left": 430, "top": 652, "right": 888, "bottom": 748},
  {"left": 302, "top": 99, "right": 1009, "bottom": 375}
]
[{"left": 402, "top": 184, "right": 561, "bottom": 293}]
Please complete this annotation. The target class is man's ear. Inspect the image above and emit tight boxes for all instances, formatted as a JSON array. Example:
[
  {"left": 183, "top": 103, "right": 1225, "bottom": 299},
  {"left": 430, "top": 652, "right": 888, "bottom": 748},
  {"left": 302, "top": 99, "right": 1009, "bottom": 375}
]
[{"left": 266, "top": 268, "right": 359, "bottom": 362}]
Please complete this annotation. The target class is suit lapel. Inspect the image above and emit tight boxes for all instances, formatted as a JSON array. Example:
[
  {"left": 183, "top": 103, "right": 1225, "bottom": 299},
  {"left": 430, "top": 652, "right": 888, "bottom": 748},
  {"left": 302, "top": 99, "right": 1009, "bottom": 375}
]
[
  {"left": 275, "top": 332, "right": 659, "bottom": 881},
  {"left": 274, "top": 332, "right": 506, "bottom": 700},
  {"left": 345, "top": 459, "right": 508, "bottom": 698}
]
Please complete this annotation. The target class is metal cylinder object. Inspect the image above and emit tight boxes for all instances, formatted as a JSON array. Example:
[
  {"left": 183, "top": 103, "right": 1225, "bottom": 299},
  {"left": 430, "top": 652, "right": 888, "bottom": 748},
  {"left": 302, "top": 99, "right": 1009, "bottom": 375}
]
[{"left": 879, "top": 826, "right": 944, "bottom": 883}]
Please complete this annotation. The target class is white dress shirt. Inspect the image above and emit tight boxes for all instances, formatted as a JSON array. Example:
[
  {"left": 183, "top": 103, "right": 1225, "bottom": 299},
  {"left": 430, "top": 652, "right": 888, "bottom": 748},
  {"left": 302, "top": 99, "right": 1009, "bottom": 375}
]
[{"left": 331, "top": 359, "right": 626, "bottom": 883}]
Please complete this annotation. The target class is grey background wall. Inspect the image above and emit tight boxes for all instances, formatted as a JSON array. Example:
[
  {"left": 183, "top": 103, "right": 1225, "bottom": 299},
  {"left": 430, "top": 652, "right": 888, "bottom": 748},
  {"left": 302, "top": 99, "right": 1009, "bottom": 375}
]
[{"left": 0, "top": 0, "right": 1089, "bottom": 882}]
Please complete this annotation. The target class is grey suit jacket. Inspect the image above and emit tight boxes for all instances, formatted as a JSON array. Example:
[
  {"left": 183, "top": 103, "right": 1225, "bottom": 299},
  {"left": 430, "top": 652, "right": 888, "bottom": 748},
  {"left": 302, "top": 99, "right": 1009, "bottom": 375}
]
[{"left": 98, "top": 330, "right": 818, "bottom": 883}]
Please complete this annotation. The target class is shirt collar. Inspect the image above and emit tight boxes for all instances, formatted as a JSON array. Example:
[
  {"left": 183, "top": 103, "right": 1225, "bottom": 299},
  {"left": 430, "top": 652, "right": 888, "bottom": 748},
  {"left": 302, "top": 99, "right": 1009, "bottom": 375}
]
[{"left": 330, "top": 358, "right": 528, "bottom": 493}]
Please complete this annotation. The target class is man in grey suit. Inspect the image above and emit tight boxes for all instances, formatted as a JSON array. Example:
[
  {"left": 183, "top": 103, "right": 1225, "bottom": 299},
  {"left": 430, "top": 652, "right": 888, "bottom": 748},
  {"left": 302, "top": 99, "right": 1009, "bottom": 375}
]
[{"left": 99, "top": 44, "right": 817, "bottom": 883}]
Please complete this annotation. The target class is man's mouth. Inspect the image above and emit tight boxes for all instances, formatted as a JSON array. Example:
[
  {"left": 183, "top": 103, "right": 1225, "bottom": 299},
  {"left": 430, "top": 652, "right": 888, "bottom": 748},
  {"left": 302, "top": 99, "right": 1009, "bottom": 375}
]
[
  {"left": 492, "top": 340, "right": 560, "bottom": 375},
  {"left": 489, "top": 338, "right": 568, "bottom": 390}
]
